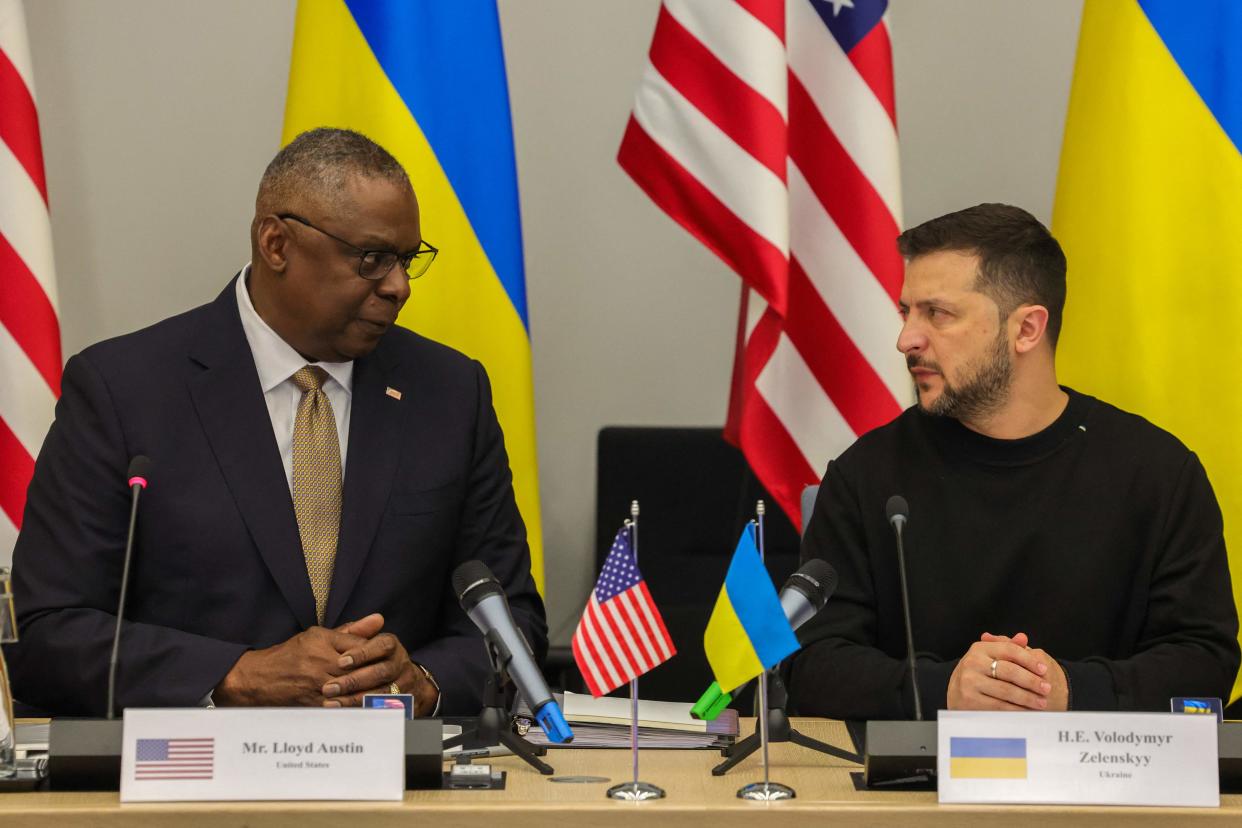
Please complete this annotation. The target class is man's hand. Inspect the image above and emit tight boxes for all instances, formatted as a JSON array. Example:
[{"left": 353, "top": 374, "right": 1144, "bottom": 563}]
[
  {"left": 947, "top": 632, "right": 1053, "bottom": 711},
  {"left": 322, "top": 613, "right": 438, "bottom": 715},
  {"left": 213, "top": 625, "right": 369, "bottom": 706},
  {"left": 981, "top": 632, "right": 1069, "bottom": 711}
]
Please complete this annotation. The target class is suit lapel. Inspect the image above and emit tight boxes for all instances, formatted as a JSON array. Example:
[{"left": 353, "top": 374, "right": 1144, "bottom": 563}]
[
  {"left": 324, "top": 340, "right": 404, "bottom": 627},
  {"left": 187, "top": 278, "right": 318, "bottom": 629}
]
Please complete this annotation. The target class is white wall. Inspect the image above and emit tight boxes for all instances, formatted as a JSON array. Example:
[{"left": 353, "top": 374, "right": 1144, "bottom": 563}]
[{"left": 21, "top": 0, "right": 1082, "bottom": 640}]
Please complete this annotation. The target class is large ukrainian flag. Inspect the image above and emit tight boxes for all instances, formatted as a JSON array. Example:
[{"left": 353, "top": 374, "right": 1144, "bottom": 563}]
[
  {"left": 703, "top": 525, "right": 799, "bottom": 691},
  {"left": 283, "top": 1, "right": 544, "bottom": 589},
  {"left": 1054, "top": 0, "right": 1242, "bottom": 699}
]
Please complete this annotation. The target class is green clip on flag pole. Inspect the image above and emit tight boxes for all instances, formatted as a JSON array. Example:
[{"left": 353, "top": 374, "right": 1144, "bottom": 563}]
[{"left": 691, "top": 681, "right": 733, "bottom": 721}]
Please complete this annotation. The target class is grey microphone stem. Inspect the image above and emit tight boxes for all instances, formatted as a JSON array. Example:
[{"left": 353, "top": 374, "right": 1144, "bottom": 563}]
[
  {"left": 892, "top": 517, "right": 923, "bottom": 722},
  {"left": 107, "top": 483, "right": 142, "bottom": 720}
]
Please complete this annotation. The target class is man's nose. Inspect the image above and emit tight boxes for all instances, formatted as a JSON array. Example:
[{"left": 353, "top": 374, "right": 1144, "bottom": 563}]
[
  {"left": 896, "top": 318, "right": 924, "bottom": 355},
  {"left": 375, "top": 264, "right": 411, "bottom": 304}
]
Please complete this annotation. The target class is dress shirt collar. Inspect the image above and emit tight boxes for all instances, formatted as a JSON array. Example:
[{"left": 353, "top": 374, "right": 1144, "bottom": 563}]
[{"left": 234, "top": 265, "right": 354, "bottom": 395}]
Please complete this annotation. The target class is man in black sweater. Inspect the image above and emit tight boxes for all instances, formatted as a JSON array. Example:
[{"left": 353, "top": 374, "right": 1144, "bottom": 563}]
[{"left": 788, "top": 203, "right": 1239, "bottom": 719}]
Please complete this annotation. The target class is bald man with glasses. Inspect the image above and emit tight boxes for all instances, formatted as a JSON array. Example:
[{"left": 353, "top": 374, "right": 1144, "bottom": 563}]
[{"left": 5, "top": 128, "right": 546, "bottom": 717}]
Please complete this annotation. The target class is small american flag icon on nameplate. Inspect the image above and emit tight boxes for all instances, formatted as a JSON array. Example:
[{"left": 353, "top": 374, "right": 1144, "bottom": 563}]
[{"left": 135, "top": 737, "right": 215, "bottom": 780}]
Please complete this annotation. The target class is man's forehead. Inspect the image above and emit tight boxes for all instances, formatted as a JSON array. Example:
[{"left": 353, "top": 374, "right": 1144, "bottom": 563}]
[
  {"left": 900, "top": 250, "right": 982, "bottom": 301},
  {"left": 337, "top": 175, "right": 421, "bottom": 242}
]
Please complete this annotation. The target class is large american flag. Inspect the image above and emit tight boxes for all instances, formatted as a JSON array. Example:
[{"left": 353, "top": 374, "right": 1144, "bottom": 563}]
[
  {"left": 134, "top": 738, "right": 215, "bottom": 781},
  {"left": 0, "top": 0, "right": 61, "bottom": 567},
  {"left": 618, "top": 0, "right": 910, "bottom": 527},
  {"left": 572, "top": 526, "right": 676, "bottom": 697}
]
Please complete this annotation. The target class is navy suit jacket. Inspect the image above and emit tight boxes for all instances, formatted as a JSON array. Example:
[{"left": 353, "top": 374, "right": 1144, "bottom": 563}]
[{"left": 5, "top": 277, "right": 546, "bottom": 715}]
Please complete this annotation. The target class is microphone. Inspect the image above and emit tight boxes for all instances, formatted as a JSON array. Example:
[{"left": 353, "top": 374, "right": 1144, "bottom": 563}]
[
  {"left": 886, "top": 494, "right": 923, "bottom": 721},
  {"left": 107, "top": 455, "right": 151, "bottom": 720},
  {"left": 778, "top": 558, "right": 838, "bottom": 632},
  {"left": 451, "top": 561, "right": 573, "bottom": 744},
  {"left": 691, "top": 559, "right": 839, "bottom": 720}
]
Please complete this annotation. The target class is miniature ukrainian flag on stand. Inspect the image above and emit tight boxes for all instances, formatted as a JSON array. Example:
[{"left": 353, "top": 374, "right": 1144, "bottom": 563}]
[
  {"left": 702, "top": 525, "right": 799, "bottom": 695},
  {"left": 282, "top": 0, "right": 545, "bottom": 589}
]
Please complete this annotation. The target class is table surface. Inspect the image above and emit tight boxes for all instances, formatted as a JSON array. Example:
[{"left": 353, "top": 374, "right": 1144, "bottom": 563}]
[{"left": 1, "top": 719, "right": 1238, "bottom": 826}]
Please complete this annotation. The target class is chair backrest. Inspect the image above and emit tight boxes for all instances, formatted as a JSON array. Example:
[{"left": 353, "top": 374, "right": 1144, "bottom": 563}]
[
  {"left": 594, "top": 426, "right": 800, "bottom": 703},
  {"left": 800, "top": 484, "right": 820, "bottom": 535}
]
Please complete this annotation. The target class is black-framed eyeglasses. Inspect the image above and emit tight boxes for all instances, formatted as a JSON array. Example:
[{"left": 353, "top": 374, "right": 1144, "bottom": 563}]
[{"left": 277, "top": 213, "right": 438, "bottom": 280}]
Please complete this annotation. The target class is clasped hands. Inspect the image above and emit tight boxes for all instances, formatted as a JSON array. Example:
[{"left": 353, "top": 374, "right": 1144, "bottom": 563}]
[
  {"left": 947, "top": 631, "right": 1068, "bottom": 712},
  {"left": 214, "top": 612, "right": 436, "bottom": 714}
]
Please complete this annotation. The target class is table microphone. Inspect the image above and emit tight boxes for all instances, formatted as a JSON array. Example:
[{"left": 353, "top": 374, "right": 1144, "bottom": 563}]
[
  {"left": 106, "top": 455, "right": 150, "bottom": 720},
  {"left": 778, "top": 558, "right": 838, "bottom": 631},
  {"left": 452, "top": 560, "right": 573, "bottom": 744},
  {"left": 886, "top": 494, "right": 923, "bottom": 721}
]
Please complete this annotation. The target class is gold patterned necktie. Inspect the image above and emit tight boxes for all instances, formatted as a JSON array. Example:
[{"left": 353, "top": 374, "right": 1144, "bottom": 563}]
[{"left": 290, "top": 365, "right": 341, "bottom": 624}]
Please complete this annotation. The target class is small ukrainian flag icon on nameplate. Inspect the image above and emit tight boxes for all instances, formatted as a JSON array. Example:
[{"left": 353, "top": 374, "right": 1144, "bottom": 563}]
[{"left": 949, "top": 737, "right": 1027, "bottom": 779}]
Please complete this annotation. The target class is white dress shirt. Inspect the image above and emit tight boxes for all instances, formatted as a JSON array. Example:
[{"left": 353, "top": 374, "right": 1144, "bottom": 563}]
[{"left": 234, "top": 266, "right": 353, "bottom": 490}]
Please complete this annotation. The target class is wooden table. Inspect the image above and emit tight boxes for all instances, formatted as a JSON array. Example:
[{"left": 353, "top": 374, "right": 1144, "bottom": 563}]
[{"left": 1, "top": 719, "right": 1238, "bottom": 826}]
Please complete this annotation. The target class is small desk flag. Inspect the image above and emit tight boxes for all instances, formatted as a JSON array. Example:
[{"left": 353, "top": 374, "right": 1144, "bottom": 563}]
[
  {"left": 572, "top": 527, "right": 676, "bottom": 697},
  {"left": 703, "top": 525, "right": 798, "bottom": 692}
]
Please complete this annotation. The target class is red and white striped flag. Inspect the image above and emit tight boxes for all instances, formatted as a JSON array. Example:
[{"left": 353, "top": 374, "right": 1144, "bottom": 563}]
[
  {"left": 572, "top": 526, "right": 676, "bottom": 697},
  {"left": 0, "top": 0, "right": 60, "bottom": 566},
  {"left": 618, "top": 0, "right": 911, "bottom": 527}
]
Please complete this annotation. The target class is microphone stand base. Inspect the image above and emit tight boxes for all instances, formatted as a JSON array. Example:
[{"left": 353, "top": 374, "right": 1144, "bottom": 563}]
[
  {"left": 606, "top": 780, "right": 665, "bottom": 800},
  {"left": 441, "top": 671, "right": 554, "bottom": 776},
  {"left": 737, "top": 780, "right": 795, "bottom": 800}
]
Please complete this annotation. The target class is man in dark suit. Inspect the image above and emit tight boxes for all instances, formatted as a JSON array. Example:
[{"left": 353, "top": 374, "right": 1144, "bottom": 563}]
[{"left": 5, "top": 127, "right": 546, "bottom": 716}]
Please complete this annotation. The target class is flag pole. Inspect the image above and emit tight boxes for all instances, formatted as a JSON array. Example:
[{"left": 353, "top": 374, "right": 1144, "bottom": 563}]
[
  {"left": 606, "top": 500, "right": 666, "bottom": 801},
  {"left": 737, "top": 500, "right": 795, "bottom": 801}
]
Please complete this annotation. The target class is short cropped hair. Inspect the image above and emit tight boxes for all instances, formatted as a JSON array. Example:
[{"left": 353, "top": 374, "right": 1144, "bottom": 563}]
[
  {"left": 896, "top": 203, "right": 1068, "bottom": 347},
  {"left": 255, "top": 127, "right": 411, "bottom": 218}
]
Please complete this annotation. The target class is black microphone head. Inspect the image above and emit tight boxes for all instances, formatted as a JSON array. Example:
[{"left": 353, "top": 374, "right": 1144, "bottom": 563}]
[
  {"left": 784, "top": 559, "right": 838, "bottom": 610},
  {"left": 127, "top": 455, "right": 152, "bottom": 485},
  {"left": 885, "top": 495, "right": 909, "bottom": 525},
  {"left": 451, "top": 560, "right": 503, "bottom": 608}
]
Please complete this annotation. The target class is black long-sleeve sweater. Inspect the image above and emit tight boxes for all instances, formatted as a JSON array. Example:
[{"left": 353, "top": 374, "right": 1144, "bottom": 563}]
[{"left": 788, "top": 388, "right": 1239, "bottom": 719}]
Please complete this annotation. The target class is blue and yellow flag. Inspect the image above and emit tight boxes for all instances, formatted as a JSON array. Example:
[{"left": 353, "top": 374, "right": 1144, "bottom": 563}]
[
  {"left": 283, "top": 0, "right": 543, "bottom": 588},
  {"left": 703, "top": 525, "right": 799, "bottom": 692},
  {"left": 1053, "top": 1, "right": 1242, "bottom": 700},
  {"left": 949, "top": 737, "right": 1027, "bottom": 780}
]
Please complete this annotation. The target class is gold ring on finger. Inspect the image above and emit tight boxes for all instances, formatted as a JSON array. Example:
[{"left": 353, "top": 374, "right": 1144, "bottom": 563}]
[
  {"left": 390, "top": 681, "right": 400, "bottom": 694},
  {"left": 989, "top": 659, "right": 998, "bottom": 680}
]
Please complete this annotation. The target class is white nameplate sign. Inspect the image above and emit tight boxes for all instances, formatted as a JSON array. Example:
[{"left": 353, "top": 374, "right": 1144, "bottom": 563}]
[
  {"left": 938, "top": 710, "right": 1218, "bottom": 807},
  {"left": 121, "top": 708, "right": 405, "bottom": 802}
]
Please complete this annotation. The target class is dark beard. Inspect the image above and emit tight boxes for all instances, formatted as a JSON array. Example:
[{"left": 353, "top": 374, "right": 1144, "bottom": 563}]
[{"left": 914, "top": 330, "right": 1013, "bottom": 421}]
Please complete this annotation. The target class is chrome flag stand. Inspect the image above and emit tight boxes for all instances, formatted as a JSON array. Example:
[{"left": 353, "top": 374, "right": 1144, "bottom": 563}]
[
  {"left": 736, "top": 501, "right": 795, "bottom": 801},
  {"left": 607, "top": 500, "right": 666, "bottom": 801}
]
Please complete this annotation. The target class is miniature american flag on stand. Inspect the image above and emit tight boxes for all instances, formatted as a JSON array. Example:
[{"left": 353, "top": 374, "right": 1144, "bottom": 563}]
[
  {"left": 134, "top": 738, "right": 215, "bottom": 780},
  {"left": 572, "top": 526, "right": 676, "bottom": 697}
]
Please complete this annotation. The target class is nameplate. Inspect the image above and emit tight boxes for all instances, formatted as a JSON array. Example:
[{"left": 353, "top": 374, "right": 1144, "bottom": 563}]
[
  {"left": 937, "top": 710, "right": 1218, "bottom": 807},
  {"left": 121, "top": 708, "right": 405, "bottom": 802}
]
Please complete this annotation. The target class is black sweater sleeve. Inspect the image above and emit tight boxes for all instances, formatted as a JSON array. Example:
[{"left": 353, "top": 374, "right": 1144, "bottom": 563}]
[
  {"left": 787, "top": 460, "right": 953, "bottom": 719},
  {"left": 1064, "top": 453, "right": 1239, "bottom": 710}
]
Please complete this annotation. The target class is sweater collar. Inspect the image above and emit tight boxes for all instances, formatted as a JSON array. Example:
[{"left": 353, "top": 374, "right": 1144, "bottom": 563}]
[{"left": 919, "top": 387, "right": 1095, "bottom": 466}]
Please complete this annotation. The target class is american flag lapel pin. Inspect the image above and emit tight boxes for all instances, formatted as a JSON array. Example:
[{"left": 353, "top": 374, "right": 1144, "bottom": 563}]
[{"left": 385, "top": 387, "right": 402, "bottom": 401}]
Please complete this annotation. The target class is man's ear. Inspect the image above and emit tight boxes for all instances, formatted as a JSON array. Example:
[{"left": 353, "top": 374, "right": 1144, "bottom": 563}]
[
  {"left": 255, "top": 215, "right": 289, "bottom": 273},
  {"left": 1012, "top": 304, "right": 1050, "bottom": 355}
]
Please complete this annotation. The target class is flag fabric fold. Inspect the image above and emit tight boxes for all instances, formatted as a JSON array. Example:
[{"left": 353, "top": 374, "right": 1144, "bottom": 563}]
[
  {"left": 703, "top": 524, "right": 798, "bottom": 692},
  {"left": 282, "top": 0, "right": 545, "bottom": 589},
  {"left": 618, "top": 0, "right": 910, "bottom": 529},
  {"left": 572, "top": 526, "right": 676, "bottom": 697},
  {"left": 1053, "top": 0, "right": 1242, "bottom": 700},
  {"left": 0, "top": 0, "right": 60, "bottom": 566}
]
